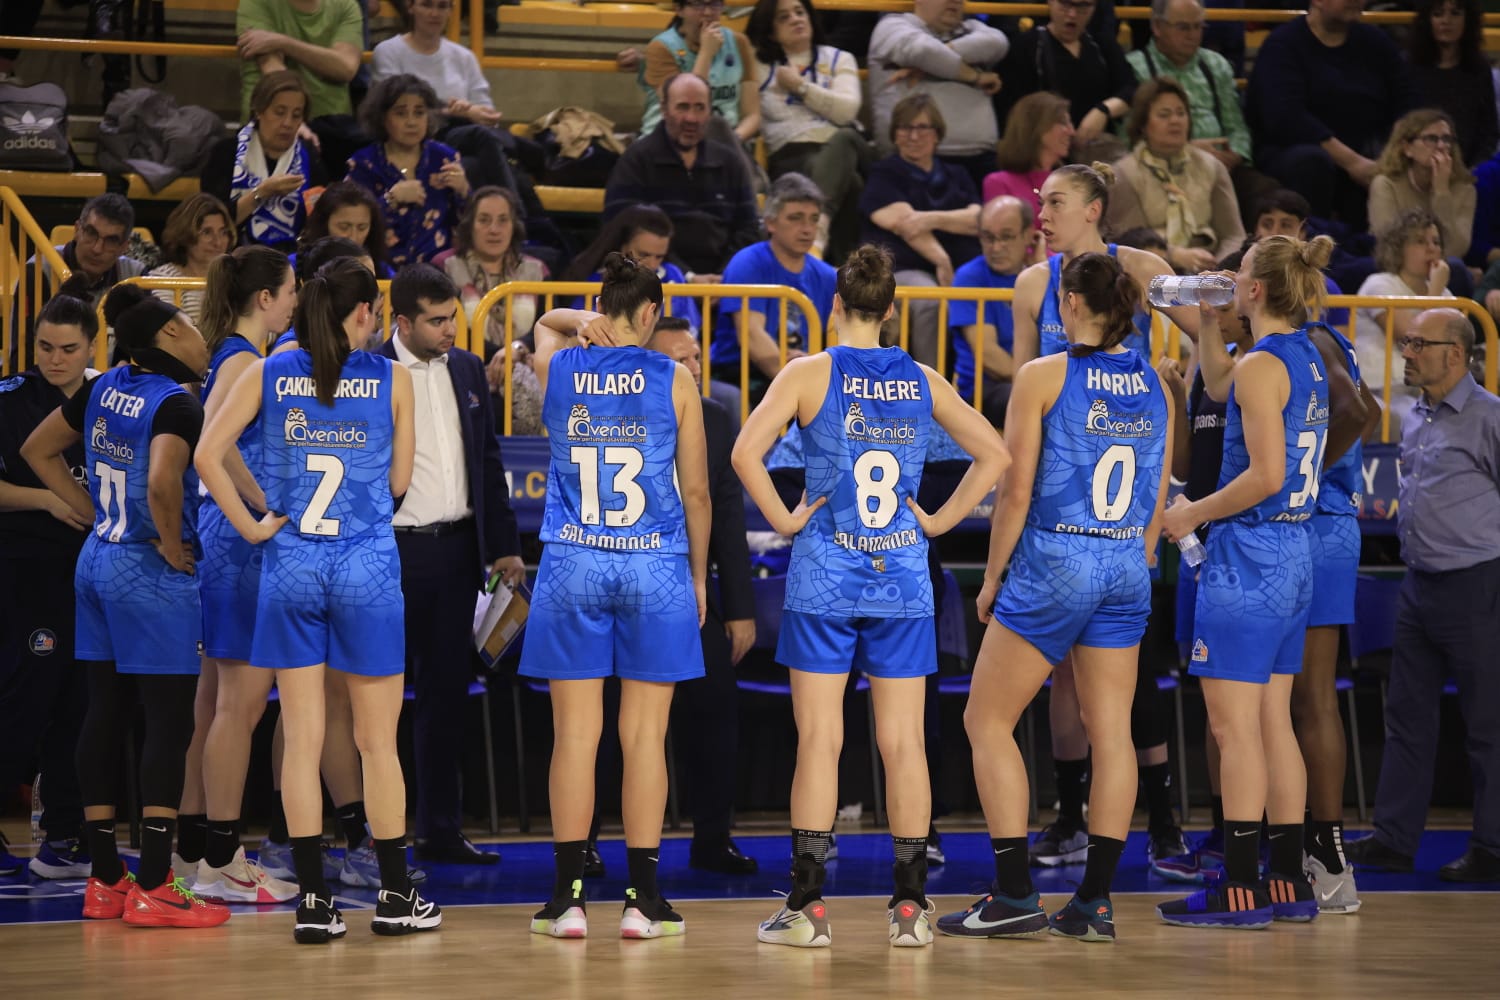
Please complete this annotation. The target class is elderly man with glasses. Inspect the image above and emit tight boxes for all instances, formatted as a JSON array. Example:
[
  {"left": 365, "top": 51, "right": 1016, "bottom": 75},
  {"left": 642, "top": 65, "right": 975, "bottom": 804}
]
[
  {"left": 10, "top": 193, "right": 144, "bottom": 371},
  {"left": 1346, "top": 307, "right": 1500, "bottom": 884}
]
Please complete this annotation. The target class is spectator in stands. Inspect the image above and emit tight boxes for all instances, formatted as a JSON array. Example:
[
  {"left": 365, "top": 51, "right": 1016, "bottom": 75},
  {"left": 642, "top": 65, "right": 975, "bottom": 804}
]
[
  {"left": 949, "top": 195, "right": 1035, "bottom": 424},
  {"left": 637, "top": 0, "right": 760, "bottom": 150},
  {"left": 982, "top": 91, "right": 1074, "bottom": 224},
  {"left": 204, "top": 71, "right": 328, "bottom": 254},
  {"left": 347, "top": 74, "right": 470, "bottom": 267},
  {"left": 604, "top": 73, "right": 761, "bottom": 277},
  {"left": 236, "top": 0, "right": 365, "bottom": 169},
  {"left": 867, "top": 0, "right": 1008, "bottom": 188},
  {"left": 440, "top": 186, "right": 547, "bottom": 352},
  {"left": 1106, "top": 77, "right": 1246, "bottom": 273},
  {"left": 299, "top": 180, "right": 393, "bottom": 277},
  {"left": 1347, "top": 306, "right": 1500, "bottom": 884},
  {"left": 712, "top": 173, "right": 837, "bottom": 387},
  {"left": 146, "top": 194, "right": 237, "bottom": 326},
  {"left": 1356, "top": 209, "right": 1456, "bottom": 432},
  {"left": 1477, "top": 255, "right": 1500, "bottom": 326},
  {"left": 485, "top": 331, "right": 543, "bottom": 437},
  {"left": 372, "top": 0, "right": 530, "bottom": 207},
  {"left": 1244, "top": 188, "right": 1351, "bottom": 332},
  {"left": 995, "top": 0, "right": 1137, "bottom": 164},
  {"left": 1407, "top": 0, "right": 1497, "bottom": 168},
  {"left": 564, "top": 205, "right": 708, "bottom": 338},
  {"left": 1369, "top": 109, "right": 1477, "bottom": 263},
  {"left": 859, "top": 93, "right": 981, "bottom": 366},
  {"left": 746, "top": 0, "right": 871, "bottom": 261},
  {"left": 1246, "top": 0, "right": 1416, "bottom": 231},
  {"left": 13, "top": 193, "right": 145, "bottom": 368}
]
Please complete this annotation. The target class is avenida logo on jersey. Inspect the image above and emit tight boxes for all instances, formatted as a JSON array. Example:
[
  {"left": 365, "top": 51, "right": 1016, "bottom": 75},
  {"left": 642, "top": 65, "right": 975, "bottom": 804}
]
[
  {"left": 90, "top": 417, "right": 134, "bottom": 462},
  {"left": 1085, "top": 399, "right": 1154, "bottom": 438},
  {"left": 843, "top": 402, "right": 917, "bottom": 445},
  {"left": 1306, "top": 394, "right": 1330, "bottom": 426},
  {"left": 566, "top": 403, "right": 647, "bottom": 442},
  {"left": 284, "top": 407, "right": 368, "bottom": 446}
]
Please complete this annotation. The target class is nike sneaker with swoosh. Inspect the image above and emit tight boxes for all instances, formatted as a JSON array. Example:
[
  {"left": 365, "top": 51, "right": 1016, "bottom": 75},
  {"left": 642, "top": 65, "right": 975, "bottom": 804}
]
[
  {"left": 28, "top": 838, "right": 91, "bottom": 878},
  {"left": 193, "top": 846, "right": 298, "bottom": 903},
  {"left": 621, "top": 889, "right": 686, "bottom": 938},
  {"left": 532, "top": 878, "right": 588, "bottom": 938},
  {"left": 82, "top": 870, "right": 136, "bottom": 919},
  {"left": 371, "top": 887, "right": 443, "bottom": 936},
  {"left": 1029, "top": 822, "right": 1089, "bottom": 867},
  {"left": 122, "top": 874, "right": 231, "bottom": 928},
  {"left": 1151, "top": 827, "right": 1225, "bottom": 884},
  {"left": 936, "top": 885, "right": 1048, "bottom": 938},
  {"left": 1157, "top": 881, "right": 1272, "bottom": 929},
  {"left": 1262, "top": 873, "right": 1319, "bottom": 922},
  {"left": 888, "top": 898, "right": 934, "bottom": 947},
  {"left": 758, "top": 898, "right": 831, "bottom": 947},
  {"left": 1305, "top": 854, "right": 1360, "bottom": 913},
  {"left": 294, "top": 893, "right": 347, "bottom": 944},
  {"left": 1048, "top": 894, "right": 1115, "bottom": 942}
]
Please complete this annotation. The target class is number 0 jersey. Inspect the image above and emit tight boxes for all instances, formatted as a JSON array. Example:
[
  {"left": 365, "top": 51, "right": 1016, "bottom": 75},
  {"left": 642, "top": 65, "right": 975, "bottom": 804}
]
[
  {"left": 1219, "top": 328, "right": 1330, "bottom": 526},
  {"left": 258, "top": 349, "right": 396, "bottom": 541},
  {"left": 539, "top": 345, "right": 687, "bottom": 554},
  {"left": 785, "top": 345, "right": 933, "bottom": 620}
]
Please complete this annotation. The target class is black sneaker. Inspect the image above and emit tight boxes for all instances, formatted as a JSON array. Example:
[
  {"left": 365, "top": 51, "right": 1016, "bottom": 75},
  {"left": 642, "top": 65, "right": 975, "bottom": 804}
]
[
  {"left": 583, "top": 841, "right": 606, "bottom": 879},
  {"left": 1344, "top": 835, "right": 1415, "bottom": 874},
  {"left": 293, "top": 893, "right": 347, "bottom": 945},
  {"left": 1147, "top": 825, "right": 1190, "bottom": 870},
  {"left": 621, "top": 890, "right": 685, "bottom": 938},
  {"left": 1029, "top": 820, "right": 1088, "bottom": 866},
  {"left": 372, "top": 887, "right": 443, "bottom": 936},
  {"left": 532, "top": 885, "right": 588, "bottom": 938}
]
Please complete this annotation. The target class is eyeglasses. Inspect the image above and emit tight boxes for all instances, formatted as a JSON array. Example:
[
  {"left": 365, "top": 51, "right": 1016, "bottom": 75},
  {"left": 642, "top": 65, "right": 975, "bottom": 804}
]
[
  {"left": 75, "top": 221, "right": 128, "bottom": 252},
  {"left": 1161, "top": 20, "right": 1205, "bottom": 32},
  {"left": 1398, "top": 336, "right": 1459, "bottom": 353},
  {"left": 895, "top": 123, "right": 938, "bottom": 135},
  {"left": 1414, "top": 133, "right": 1457, "bottom": 147},
  {"left": 1054, "top": 0, "right": 1097, "bottom": 11}
]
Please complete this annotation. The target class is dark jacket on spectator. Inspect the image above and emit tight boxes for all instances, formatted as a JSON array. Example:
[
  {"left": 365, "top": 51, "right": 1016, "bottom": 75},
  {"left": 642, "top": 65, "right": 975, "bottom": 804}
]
[
  {"left": 994, "top": 25, "right": 1136, "bottom": 129},
  {"left": 1408, "top": 59, "right": 1499, "bottom": 167},
  {"left": 858, "top": 154, "right": 981, "bottom": 275},
  {"left": 603, "top": 124, "right": 761, "bottom": 276}
]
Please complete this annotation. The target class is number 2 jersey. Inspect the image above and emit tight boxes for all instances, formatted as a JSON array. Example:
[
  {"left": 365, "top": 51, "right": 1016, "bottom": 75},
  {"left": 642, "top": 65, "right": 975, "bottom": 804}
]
[
  {"left": 539, "top": 345, "right": 686, "bottom": 554},
  {"left": 258, "top": 349, "right": 396, "bottom": 540},
  {"left": 785, "top": 345, "right": 933, "bottom": 620}
]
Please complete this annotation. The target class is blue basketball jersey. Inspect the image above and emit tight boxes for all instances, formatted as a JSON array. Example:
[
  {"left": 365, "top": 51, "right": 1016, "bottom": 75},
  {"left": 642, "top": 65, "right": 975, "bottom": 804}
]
[
  {"left": 785, "top": 346, "right": 933, "bottom": 619},
  {"left": 82, "top": 367, "right": 197, "bottom": 545},
  {"left": 1218, "top": 329, "right": 1330, "bottom": 526},
  {"left": 202, "top": 335, "right": 265, "bottom": 484},
  {"left": 1033, "top": 349, "right": 1167, "bottom": 538},
  {"left": 258, "top": 349, "right": 396, "bottom": 540},
  {"left": 539, "top": 346, "right": 686, "bottom": 554},
  {"left": 1038, "top": 245, "right": 1131, "bottom": 358},
  {"left": 1314, "top": 324, "right": 1363, "bottom": 516}
]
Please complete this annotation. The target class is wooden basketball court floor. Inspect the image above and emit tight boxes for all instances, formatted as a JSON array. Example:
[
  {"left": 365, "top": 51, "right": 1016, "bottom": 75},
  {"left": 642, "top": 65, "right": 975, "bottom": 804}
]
[{"left": 3, "top": 827, "right": 1497, "bottom": 999}]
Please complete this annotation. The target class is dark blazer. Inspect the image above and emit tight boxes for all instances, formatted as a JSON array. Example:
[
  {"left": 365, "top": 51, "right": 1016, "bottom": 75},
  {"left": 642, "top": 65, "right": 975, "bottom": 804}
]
[
  {"left": 703, "top": 397, "right": 754, "bottom": 623},
  {"left": 378, "top": 339, "right": 521, "bottom": 582}
]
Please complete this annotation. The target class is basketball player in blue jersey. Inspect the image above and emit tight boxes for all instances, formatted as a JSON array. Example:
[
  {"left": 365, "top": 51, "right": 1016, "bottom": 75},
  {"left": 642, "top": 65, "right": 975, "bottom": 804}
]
[
  {"left": 523, "top": 252, "right": 712, "bottom": 941},
  {"left": 22, "top": 284, "right": 230, "bottom": 929},
  {"left": 733, "top": 245, "right": 1009, "bottom": 949},
  {"left": 196, "top": 257, "right": 434, "bottom": 945},
  {"left": 175, "top": 245, "right": 302, "bottom": 904},
  {"left": 939, "top": 253, "right": 1171, "bottom": 943},
  {"left": 1158, "top": 234, "right": 1337, "bottom": 929}
]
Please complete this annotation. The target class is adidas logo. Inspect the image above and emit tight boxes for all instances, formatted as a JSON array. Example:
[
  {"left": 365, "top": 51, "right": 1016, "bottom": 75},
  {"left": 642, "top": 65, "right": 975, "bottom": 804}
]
[{"left": 3, "top": 110, "right": 56, "bottom": 134}]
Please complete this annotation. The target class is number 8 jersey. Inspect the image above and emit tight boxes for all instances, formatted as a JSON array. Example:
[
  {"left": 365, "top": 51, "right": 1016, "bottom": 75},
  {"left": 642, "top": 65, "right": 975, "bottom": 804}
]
[
  {"left": 786, "top": 346, "right": 933, "bottom": 620},
  {"left": 539, "top": 346, "right": 686, "bottom": 554},
  {"left": 258, "top": 349, "right": 396, "bottom": 540}
]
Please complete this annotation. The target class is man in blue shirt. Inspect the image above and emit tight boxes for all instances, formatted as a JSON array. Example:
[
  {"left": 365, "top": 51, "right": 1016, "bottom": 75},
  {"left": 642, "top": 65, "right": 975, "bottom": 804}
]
[
  {"left": 711, "top": 173, "right": 837, "bottom": 393},
  {"left": 948, "top": 195, "right": 1035, "bottom": 425}
]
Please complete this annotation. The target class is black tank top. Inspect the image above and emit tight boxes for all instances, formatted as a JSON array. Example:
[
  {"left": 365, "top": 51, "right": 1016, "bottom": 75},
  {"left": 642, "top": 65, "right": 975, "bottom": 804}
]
[{"left": 1185, "top": 365, "right": 1230, "bottom": 538}]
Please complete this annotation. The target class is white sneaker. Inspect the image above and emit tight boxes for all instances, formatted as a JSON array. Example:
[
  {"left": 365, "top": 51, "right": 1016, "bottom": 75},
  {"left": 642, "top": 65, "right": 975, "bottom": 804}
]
[
  {"left": 889, "top": 898, "right": 935, "bottom": 947},
  {"left": 192, "top": 846, "right": 299, "bottom": 903},
  {"left": 1306, "top": 854, "right": 1361, "bottom": 914},
  {"left": 758, "top": 898, "right": 832, "bottom": 948}
]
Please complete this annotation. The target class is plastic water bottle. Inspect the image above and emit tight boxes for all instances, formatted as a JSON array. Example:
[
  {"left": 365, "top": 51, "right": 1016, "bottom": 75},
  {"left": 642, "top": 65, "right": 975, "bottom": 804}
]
[
  {"left": 1147, "top": 274, "right": 1235, "bottom": 308},
  {"left": 1177, "top": 531, "right": 1207, "bottom": 569}
]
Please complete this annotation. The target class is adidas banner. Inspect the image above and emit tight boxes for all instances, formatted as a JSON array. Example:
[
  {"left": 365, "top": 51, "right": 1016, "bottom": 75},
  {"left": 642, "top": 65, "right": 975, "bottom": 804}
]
[{"left": 0, "top": 82, "right": 71, "bottom": 171}]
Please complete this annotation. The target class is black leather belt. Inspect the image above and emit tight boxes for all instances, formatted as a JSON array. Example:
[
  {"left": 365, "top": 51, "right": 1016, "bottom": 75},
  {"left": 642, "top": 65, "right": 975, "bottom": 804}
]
[{"left": 393, "top": 517, "right": 474, "bottom": 537}]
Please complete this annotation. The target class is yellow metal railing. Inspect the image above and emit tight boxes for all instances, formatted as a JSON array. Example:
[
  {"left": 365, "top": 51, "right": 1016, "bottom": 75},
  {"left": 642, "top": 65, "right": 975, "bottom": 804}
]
[
  {"left": 471, "top": 280, "right": 823, "bottom": 432},
  {"left": 1, "top": 186, "right": 71, "bottom": 375}
]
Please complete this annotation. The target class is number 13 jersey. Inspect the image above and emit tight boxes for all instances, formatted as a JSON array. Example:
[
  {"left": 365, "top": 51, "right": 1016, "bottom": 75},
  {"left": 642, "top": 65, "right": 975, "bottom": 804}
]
[{"left": 786, "top": 346, "right": 933, "bottom": 620}]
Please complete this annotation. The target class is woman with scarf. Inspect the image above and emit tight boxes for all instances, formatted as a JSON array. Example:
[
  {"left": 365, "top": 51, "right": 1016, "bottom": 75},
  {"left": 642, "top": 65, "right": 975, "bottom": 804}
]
[
  {"left": 203, "top": 71, "right": 328, "bottom": 253},
  {"left": 1106, "top": 77, "right": 1245, "bottom": 273}
]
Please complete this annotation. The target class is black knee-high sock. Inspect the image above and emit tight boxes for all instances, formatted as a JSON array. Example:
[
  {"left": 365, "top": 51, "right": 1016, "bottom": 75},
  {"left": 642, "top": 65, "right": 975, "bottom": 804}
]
[
  {"left": 1305, "top": 819, "right": 1346, "bottom": 874},
  {"left": 86, "top": 818, "right": 122, "bottom": 884},
  {"left": 291, "top": 835, "right": 327, "bottom": 897},
  {"left": 1266, "top": 823, "right": 1303, "bottom": 879},
  {"left": 267, "top": 798, "right": 289, "bottom": 845},
  {"left": 990, "top": 837, "right": 1033, "bottom": 898},
  {"left": 1211, "top": 795, "right": 1225, "bottom": 835},
  {"left": 336, "top": 801, "right": 368, "bottom": 849},
  {"left": 1055, "top": 757, "right": 1088, "bottom": 827},
  {"left": 1140, "top": 762, "right": 1175, "bottom": 833},
  {"left": 1224, "top": 820, "right": 1260, "bottom": 884},
  {"left": 204, "top": 818, "right": 240, "bottom": 869},
  {"left": 1077, "top": 835, "right": 1125, "bottom": 900},
  {"left": 373, "top": 837, "right": 411, "bottom": 895},
  {"left": 138, "top": 816, "right": 177, "bottom": 890},
  {"left": 626, "top": 846, "right": 660, "bottom": 900},
  {"left": 176, "top": 813, "right": 208, "bottom": 864},
  {"left": 553, "top": 840, "right": 588, "bottom": 899}
]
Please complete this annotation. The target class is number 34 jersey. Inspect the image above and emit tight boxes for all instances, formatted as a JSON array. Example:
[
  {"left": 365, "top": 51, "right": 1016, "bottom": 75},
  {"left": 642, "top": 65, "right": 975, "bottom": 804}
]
[
  {"left": 539, "top": 346, "right": 687, "bottom": 554},
  {"left": 258, "top": 349, "right": 396, "bottom": 541},
  {"left": 786, "top": 346, "right": 933, "bottom": 620}
]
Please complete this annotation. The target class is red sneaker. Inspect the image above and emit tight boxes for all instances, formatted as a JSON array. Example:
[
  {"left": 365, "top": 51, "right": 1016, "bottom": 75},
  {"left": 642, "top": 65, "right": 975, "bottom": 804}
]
[
  {"left": 82, "top": 871, "right": 135, "bottom": 919},
  {"left": 122, "top": 873, "right": 231, "bottom": 928}
]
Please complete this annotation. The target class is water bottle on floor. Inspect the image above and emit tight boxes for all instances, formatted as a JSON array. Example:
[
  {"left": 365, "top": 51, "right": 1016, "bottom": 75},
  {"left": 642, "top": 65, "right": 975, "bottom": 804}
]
[{"left": 1147, "top": 274, "right": 1235, "bottom": 308}]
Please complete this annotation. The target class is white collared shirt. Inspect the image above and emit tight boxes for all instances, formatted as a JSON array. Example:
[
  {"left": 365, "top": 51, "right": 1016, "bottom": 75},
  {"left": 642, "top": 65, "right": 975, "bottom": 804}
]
[{"left": 390, "top": 334, "right": 471, "bottom": 527}]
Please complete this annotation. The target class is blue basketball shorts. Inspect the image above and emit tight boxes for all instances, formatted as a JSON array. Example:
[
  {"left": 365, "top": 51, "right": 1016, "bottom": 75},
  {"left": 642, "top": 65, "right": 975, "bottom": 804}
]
[
  {"left": 75, "top": 535, "right": 202, "bottom": 675},
  {"left": 251, "top": 530, "right": 405, "bottom": 677},
  {"left": 776, "top": 610, "right": 936, "bottom": 679},
  {"left": 1189, "top": 519, "right": 1313, "bottom": 684},
  {"left": 993, "top": 529, "right": 1152, "bottom": 666},
  {"left": 518, "top": 544, "right": 705, "bottom": 683},
  {"left": 1307, "top": 513, "right": 1359, "bottom": 628},
  {"left": 197, "top": 501, "right": 263, "bottom": 661}
]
